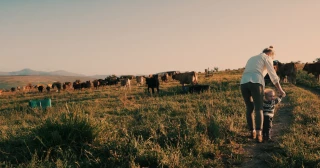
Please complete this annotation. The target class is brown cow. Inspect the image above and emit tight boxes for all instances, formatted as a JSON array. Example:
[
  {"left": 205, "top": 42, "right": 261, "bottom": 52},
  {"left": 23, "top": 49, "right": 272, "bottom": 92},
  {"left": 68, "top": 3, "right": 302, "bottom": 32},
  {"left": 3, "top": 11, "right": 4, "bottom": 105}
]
[
  {"left": 120, "top": 78, "right": 131, "bottom": 90},
  {"left": 303, "top": 62, "right": 320, "bottom": 82},
  {"left": 274, "top": 62, "right": 297, "bottom": 84},
  {"left": 172, "top": 71, "right": 198, "bottom": 92},
  {"left": 63, "top": 82, "right": 72, "bottom": 90},
  {"left": 161, "top": 73, "right": 169, "bottom": 82},
  {"left": 136, "top": 76, "right": 144, "bottom": 86},
  {"left": 25, "top": 83, "right": 33, "bottom": 92}
]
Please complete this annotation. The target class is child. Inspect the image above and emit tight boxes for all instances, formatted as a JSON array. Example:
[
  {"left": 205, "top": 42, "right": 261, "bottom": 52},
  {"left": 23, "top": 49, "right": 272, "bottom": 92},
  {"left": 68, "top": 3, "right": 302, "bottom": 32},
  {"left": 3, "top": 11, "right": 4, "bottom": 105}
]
[{"left": 263, "top": 88, "right": 282, "bottom": 141}]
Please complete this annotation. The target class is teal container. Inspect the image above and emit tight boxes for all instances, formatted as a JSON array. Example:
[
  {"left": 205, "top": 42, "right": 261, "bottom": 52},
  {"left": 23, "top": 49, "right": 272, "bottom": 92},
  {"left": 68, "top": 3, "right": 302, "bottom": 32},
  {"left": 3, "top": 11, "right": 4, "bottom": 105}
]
[
  {"left": 29, "top": 98, "right": 51, "bottom": 108},
  {"left": 29, "top": 100, "right": 42, "bottom": 108},
  {"left": 40, "top": 98, "right": 52, "bottom": 108}
]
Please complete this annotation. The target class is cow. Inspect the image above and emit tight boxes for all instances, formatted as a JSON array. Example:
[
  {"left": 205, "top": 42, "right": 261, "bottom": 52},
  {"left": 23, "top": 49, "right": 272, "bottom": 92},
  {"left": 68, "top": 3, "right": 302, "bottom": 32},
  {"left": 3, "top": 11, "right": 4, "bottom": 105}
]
[
  {"left": 73, "top": 80, "right": 82, "bottom": 90},
  {"left": 189, "top": 84, "right": 210, "bottom": 94},
  {"left": 120, "top": 75, "right": 135, "bottom": 80},
  {"left": 135, "top": 76, "right": 144, "bottom": 86},
  {"left": 120, "top": 78, "right": 131, "bottom": 90},
  {"left": 303, "top": 62, "right": 320, "bottom": 82},
  {"left": 274, "top": 62, "right": 297, "bottom": 84},
  {"left": 166, "top": 71, "right": 179, "bottom": 77},
  {"left": 38, "top": 85, "right": 44, "bottom": 93},
  {"left": 11, "top": 87, "right": 16, "bottom": 92},
  {"left": 52, "top": 82, "right": 62, "bottom": 92},
  {"left": 161, "top": 73, "right": 169, "bottom": 82},
  {"left": 98, "top": 79, "right": 108, "bottom": 87},
  {"left": 0, "top": 89, "right": 2, "bottom": 95},
  {"left": 172, "top": 71, "right": 198, "bottom": 92},
  {"left": 46, "top": 86, "right": 51, "bottom": 92},
  {"left": 92, "top": 80, "right": 100, "bottom": 89},
  {"left": 62, "top": 82, "right": 72, "bottom": 90},
  {"left": 25, "top": 83, "right": 33, "bottom": 92},
  {"left": 106, "top": 76, "right": 120, "bottom": 86},
  {"left": 145, "top": 74, "right": 160, "bottom": 94}
]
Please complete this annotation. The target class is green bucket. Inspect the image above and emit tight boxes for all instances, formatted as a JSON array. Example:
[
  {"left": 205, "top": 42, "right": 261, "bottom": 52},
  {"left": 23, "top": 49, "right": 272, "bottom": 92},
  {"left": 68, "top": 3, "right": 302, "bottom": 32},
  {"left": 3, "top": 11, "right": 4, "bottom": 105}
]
[
  {"left": 40, "top": 98, "right": 52, "bottom": 108},
  {"left": 29, "top": 98, "right": 51, "bottom": 108},
  {"left": 29, "top": 100, "right": 41, "bottom": 108}
]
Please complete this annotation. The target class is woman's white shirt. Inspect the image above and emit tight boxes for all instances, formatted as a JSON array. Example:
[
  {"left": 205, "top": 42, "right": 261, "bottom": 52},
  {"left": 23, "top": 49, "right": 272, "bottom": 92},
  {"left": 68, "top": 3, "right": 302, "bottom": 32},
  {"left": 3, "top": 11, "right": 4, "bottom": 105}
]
[{"left": 240, "top": 53, "right": 279, "bottom": 87}]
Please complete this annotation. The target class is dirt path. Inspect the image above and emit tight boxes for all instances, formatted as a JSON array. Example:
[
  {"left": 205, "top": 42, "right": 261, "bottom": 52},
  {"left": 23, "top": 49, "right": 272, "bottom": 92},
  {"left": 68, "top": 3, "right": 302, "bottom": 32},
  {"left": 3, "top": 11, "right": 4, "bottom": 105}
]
[{"left": 236, "top": 95, "right": 293, "bottom": 168}]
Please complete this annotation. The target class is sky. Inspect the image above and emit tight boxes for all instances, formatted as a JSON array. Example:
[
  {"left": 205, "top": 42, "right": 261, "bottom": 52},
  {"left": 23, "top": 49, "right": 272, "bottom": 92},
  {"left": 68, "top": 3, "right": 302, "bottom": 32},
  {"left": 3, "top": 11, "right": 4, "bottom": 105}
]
[{"left": 1, "top": 0, "right": 320, "bottom": 76}]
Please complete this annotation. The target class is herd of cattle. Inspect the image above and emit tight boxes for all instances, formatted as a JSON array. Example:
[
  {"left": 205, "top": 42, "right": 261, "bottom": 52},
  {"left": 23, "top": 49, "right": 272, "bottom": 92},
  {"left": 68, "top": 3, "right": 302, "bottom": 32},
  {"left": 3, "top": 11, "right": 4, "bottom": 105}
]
[
  {"left": 0, "top": 61, "right": 319, "bottom": 96},
  {"left": 0, "top": 71, "right": 201, "bottom": 95},
  {"left": 265, "top": 61, "right": 320, "bottom": 84}
]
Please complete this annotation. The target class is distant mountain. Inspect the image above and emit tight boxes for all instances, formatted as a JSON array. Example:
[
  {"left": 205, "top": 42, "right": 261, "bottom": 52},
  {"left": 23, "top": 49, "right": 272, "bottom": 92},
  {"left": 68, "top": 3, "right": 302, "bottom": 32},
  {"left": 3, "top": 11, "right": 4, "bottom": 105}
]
[
  {"left": 0, "top": 68, "right": 85, "bottom": 76},
  {"left": 89, "top": 75, "right": 111, "bottom": 79}
]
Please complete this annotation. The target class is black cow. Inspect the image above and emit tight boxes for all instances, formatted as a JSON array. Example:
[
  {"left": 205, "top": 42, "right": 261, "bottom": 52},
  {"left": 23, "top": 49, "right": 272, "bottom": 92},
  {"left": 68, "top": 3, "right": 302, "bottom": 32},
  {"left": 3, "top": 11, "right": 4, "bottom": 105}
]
[
  {"left": 189, "top": 84, "right": 210, "bottom": 94},
  {"left": 93, "top": 80, "right": 100, "bottom": 89},
  {"left": 98, "top": 79, "right": 108, "bottom": 87},
  {"left": 38, "top": 86, "right": 44, "bottom": 93},
  {"left": 11, "top": 87, "right": 16, "bottom": 92},
  {"left": 46, "top": 86, "right": 51, "bottom": 92},
  {"left": 146, "top": 74, "right": 160, "bottom": 94},
  {"left": 52, "top": 82, "right": 62, "bottom": 92},
  {"left": 106, "top": 76, "right": 120, "bottom": 85}
]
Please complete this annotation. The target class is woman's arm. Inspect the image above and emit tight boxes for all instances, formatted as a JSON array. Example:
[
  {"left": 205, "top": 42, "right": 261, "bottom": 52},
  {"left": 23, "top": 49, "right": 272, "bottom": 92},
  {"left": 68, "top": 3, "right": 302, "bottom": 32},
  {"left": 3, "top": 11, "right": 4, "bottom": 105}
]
[{"left": 274, "top": 82, "right": 286, "bottom": 97}]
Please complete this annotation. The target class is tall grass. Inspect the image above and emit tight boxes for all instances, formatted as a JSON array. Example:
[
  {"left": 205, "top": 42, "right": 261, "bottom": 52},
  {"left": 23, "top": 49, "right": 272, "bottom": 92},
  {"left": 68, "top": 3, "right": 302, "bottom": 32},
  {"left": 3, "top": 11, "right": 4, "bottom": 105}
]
[
  {"left": 269, "top": 86, "right": 320, "bottom": 167},
  {"left": 296, "top": 70, "right": 320, "bottom": 89},
  {"left": 0, "top": 75, "right": 250, "bottom": 167},
  {"left": 2, "top": 71, "right": 319, "bottom": 167}
]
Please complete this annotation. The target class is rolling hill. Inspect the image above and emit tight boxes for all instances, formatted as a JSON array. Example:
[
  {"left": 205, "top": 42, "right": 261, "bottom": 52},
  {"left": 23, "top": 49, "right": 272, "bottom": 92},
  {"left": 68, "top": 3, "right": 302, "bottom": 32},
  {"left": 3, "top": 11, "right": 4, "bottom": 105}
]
[{"left": 0, "top": 68, "right": 85, "bottom": 76}]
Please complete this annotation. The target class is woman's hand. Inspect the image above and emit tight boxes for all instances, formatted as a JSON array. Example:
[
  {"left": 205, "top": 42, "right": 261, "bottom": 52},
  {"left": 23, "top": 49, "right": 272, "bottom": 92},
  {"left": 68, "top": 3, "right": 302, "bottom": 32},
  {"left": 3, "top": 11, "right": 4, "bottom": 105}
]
[{"left": 279, "top": 89, "right": 286, "bottom": 97}]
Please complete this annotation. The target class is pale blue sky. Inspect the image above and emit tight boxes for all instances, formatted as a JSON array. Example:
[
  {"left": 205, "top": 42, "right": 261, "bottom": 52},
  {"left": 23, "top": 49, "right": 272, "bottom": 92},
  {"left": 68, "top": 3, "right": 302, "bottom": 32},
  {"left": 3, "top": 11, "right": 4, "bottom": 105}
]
[{"left": 1, "top": 1, "right": 319, "bottom": 76}]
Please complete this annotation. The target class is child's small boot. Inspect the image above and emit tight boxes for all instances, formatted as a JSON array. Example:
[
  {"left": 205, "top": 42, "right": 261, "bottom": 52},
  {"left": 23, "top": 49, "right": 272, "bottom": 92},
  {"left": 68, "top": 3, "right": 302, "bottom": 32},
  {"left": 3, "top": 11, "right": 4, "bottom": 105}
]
[{"left": 256, "top": 130, "right": 263, "bottom": 143}]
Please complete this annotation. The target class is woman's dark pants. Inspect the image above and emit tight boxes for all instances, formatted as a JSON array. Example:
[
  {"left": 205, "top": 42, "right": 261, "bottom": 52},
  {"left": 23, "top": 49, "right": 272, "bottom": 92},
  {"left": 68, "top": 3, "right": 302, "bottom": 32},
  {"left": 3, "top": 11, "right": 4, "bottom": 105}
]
[{"left": 241, "top": 82, "right": 264, "bottom": 131}]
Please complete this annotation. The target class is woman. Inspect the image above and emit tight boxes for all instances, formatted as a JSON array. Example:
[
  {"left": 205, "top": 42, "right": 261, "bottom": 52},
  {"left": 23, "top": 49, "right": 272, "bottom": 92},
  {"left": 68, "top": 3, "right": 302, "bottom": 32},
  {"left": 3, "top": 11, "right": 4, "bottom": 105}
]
[{"left": 240, "top": 46, "right": 286, "bottom": 143}]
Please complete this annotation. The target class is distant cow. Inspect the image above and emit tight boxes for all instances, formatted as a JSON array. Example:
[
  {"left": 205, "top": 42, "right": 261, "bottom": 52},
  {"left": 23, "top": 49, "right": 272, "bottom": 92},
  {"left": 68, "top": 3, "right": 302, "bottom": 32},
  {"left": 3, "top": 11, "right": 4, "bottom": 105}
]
[
  {"left": 63, "top": 82, "right": 72, "bottom": 90},
  {"left": 11, "top": 87, "right": 16, "bottom": 92},
  {"left": 274, "top": 62, "right": 297, "bottom": 84},
  {"left": 106, "top": 76, "right": 120, "bottom": 86},
  {"left": 303, "top": 62, "right": 320, "bottom": 82},
  {"left": 166, "top": 71, "right": 180, "bottom": 77},
  {"left": 25, "top": 83, "right": 33, "bottom": 92},
  {"left": 120, "top": 75, "right": 135, "bottom": 80},
  {"left": 46, "top": 86, "right": 51, "bottom": 92},
  {"left": 189, "top": 84, "right": 210, "bottom": 94},
  {"left": 172, "top": 71, "right": 198, "bottom": 91},
  {"left": 120, "top": 78, "right": 131, "bottom": 90},
  {"left": 79, "top": 80, "right": 92, "bottom": 89},
  {"left": 73, "top": 80, "right": 82, "bottom": 90},
  {"left": 52, "top": 82, "right": 62, "bottom": 92},
  {"left": 145, "top": 74, "right": 160, "bottom": 94},
  {"left": 98, "top": 79, "right": 108, "bottom": 87},
  {"left": 0, "top": 89, "right": 2, "bottom": 95},
  {"left": 93, "top": 80, "right": 100, "bottom": 89},
  {"left": 38, "top": 85, "right": 44, "bottom": 93},
  {"left": 161, "top": 73, "right": 169, "bottom": 82},
  {"left": 136, "top": 76, "right": 144, "bottom": 86}
]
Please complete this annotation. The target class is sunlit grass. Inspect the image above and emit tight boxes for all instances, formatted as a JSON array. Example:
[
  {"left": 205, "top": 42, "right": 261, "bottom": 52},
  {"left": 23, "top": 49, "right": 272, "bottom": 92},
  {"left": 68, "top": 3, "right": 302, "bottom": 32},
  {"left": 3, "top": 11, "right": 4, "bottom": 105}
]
[{"left": 0, "top": 71, "right": 319, "bottom": 167}]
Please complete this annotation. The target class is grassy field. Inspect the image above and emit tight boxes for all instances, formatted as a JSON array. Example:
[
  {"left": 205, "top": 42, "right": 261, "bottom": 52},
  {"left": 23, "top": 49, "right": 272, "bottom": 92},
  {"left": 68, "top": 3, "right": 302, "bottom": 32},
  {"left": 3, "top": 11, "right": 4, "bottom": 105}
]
[{"left": 0, "top": 70, "right": 319, "bottom": 167}]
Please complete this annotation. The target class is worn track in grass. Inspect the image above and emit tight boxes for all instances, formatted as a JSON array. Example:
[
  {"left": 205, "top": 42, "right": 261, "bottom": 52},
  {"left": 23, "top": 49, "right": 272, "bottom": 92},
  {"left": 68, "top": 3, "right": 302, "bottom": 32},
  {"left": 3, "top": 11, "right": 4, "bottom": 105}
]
[{"left": 237, "top": 85, "right": 294, "bottom": 168}]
